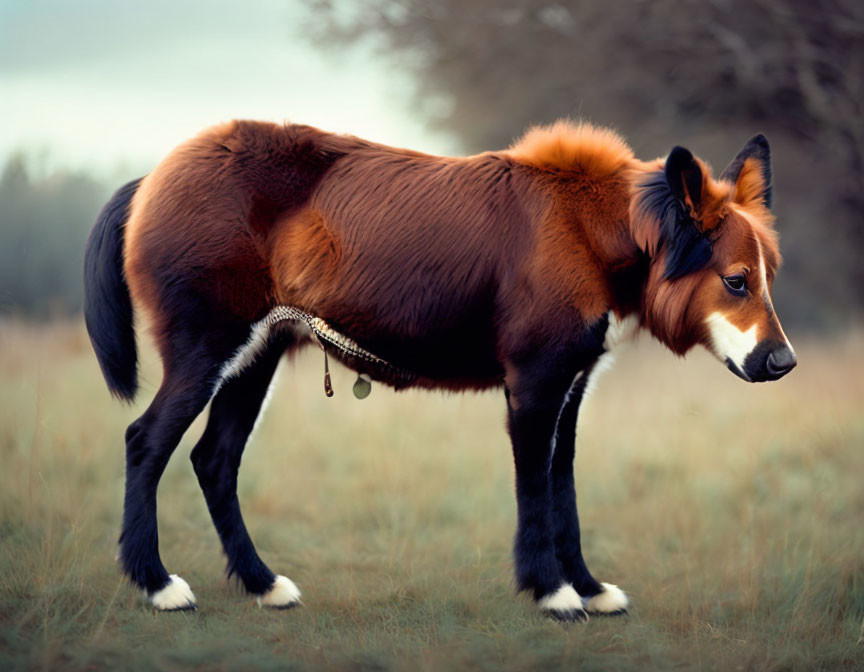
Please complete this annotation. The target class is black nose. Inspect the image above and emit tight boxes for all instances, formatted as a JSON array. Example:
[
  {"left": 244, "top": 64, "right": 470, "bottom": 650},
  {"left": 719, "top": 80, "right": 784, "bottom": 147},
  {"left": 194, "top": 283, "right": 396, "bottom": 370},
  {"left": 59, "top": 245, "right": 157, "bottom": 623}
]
[{"left": 766, "top": 346, "right": 797, "bottom": 379}]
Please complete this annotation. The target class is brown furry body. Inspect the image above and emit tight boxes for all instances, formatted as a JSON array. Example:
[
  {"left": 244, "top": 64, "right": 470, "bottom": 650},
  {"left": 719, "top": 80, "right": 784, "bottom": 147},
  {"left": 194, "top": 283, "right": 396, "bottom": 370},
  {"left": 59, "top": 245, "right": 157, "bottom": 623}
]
[
  {"left": 85, "top": 117, "right": 791, "bottom": 615},
  {"left": 125, "top": 120, "right": 647, "bottom": 390}
]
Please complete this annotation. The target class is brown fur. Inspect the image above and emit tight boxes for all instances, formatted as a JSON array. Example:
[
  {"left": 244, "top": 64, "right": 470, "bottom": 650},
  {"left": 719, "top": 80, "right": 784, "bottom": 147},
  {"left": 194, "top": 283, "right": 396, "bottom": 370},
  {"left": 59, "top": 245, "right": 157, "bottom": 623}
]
[
  {"left": 507, "top": 121, "right": 635, "bottom": 177},
  {"left": 88, "top": 119, "right": 794, "bottom": 608},
  {"left": 628, "top": 153, "right": 781, "bottom": 354},
  {"left": 124, "top": 119, "right": 782, "bottom": 384}
]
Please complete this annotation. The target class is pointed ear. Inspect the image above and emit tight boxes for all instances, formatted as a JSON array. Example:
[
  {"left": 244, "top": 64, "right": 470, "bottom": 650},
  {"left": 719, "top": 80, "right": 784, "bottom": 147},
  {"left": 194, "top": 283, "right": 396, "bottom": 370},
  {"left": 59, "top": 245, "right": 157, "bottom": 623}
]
[
  {"left": 665, "top": 146, "right": 704, "bottom": 212},
  {"left": 628, "top": 147, "right": 714, "bottom": 280},
  {"left": 720, "top": 134, "right": 772, "bottom": 209}
]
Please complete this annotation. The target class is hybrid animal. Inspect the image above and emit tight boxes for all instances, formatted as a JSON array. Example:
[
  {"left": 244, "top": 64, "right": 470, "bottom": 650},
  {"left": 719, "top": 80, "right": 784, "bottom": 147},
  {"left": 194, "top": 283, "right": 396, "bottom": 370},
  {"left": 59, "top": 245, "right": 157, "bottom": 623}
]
[{"left": 84, "top": 120, "right": 795, "bottom": 620}]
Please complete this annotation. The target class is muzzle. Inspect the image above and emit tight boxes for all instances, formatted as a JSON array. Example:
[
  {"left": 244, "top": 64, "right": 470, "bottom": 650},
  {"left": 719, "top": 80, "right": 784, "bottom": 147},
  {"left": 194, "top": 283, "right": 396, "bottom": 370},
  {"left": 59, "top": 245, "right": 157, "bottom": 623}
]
[{"left": 729, "top": 339, "right": 797, "bottom": 382}]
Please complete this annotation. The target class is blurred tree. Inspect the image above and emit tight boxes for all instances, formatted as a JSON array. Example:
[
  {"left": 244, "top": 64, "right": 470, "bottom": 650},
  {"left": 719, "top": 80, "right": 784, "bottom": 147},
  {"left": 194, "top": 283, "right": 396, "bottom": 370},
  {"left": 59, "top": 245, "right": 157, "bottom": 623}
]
[
  {"left": 0, "top": 154, "right": 111, "bottom": 318},
  {"left": 305, "top": 0, "right": 864, "bottom": 328}
]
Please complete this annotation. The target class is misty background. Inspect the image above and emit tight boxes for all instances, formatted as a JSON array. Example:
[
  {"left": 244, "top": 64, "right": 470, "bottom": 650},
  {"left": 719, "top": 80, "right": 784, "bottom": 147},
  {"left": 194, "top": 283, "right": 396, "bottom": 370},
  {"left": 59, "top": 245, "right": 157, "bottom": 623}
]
[{"left": 2, "top": 0, "right": 862, "bottom": 328}]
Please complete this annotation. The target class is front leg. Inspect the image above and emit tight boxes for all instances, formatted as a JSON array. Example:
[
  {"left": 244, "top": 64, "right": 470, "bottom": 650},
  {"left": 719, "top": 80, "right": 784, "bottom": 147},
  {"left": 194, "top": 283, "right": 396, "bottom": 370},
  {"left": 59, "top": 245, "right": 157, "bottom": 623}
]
[
  {"left": 506, "top": 351, "right": 595, "bottom": 622},
  {"left": 550, "top": 363, "right": 629, "bottom": 615}
]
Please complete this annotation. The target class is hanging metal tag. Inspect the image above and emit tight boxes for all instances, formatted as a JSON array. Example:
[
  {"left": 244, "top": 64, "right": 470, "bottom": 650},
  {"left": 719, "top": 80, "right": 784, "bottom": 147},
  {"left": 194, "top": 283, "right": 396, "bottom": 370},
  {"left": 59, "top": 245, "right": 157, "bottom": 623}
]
[{"left": 353, "top": 373, "right": 372, "bottom": 399}]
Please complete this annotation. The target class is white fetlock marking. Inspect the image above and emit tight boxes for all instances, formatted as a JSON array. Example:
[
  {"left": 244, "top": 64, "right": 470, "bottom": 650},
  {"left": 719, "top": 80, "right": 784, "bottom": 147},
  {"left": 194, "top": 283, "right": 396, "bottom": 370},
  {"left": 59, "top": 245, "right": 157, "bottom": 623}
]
[
  {"left": 583, "top": 582, "right": 629, "bottom": 613},
  {"left": 538, "top": 584, "right": 586, "bottom": 614},
  {"left": 257, "top": 574, "right": 302, "bottom": 608},
  {"left": 149, "top": 574, "right": 196, "bottom": 611}
]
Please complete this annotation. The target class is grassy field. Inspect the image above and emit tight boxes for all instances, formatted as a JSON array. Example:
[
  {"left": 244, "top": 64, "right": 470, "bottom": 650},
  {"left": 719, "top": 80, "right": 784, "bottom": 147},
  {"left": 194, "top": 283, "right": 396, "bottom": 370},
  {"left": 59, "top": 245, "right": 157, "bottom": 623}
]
[{"left": 0, "top": 320, "right": 862, "bottom": 671}]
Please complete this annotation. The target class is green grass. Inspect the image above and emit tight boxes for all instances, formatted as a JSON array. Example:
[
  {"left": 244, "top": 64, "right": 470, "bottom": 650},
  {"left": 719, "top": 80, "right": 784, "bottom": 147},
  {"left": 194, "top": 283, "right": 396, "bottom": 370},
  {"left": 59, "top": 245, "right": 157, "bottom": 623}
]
[{"left": 1, "top": 320, "right": 862, "bottom": 671}]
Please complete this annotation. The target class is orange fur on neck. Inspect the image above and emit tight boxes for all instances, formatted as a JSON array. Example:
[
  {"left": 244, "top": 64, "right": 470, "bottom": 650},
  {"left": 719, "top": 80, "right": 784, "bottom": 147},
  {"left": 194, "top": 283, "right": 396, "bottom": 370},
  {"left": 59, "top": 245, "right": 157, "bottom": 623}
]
[{"left": 507, "top": 120, "right": 634, "bottom": 177}]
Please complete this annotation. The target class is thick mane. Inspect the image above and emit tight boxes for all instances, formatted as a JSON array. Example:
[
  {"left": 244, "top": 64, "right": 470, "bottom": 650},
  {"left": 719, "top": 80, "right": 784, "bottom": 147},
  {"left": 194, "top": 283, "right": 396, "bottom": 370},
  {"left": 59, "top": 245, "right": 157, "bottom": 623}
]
[
  {"left": 506, "top": 120, "right": 634, "bottom": 177},
  {"left": 631, "top": 170, "right": 715, "bottom": 280}
]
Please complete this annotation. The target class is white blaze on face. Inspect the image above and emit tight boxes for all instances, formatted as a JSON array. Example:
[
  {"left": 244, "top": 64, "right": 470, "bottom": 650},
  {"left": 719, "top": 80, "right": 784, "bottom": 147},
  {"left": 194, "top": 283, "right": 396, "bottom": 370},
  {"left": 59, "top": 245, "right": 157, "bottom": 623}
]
[
  {"left": 756, "top": 242, "right": 795, "bottom": 353},
  {"left": 757, "top": 244, "right": 770, "bottom": 300},
  {"left": 705, "top": 312, "right": 758, "bottom": 372}
]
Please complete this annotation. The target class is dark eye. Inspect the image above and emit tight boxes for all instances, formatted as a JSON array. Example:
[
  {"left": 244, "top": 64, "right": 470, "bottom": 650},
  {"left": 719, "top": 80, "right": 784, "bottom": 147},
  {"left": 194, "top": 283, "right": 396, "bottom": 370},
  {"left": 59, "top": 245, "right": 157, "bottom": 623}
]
[{"left": 722, "top": 273, "right": 748, "bottom": 297}]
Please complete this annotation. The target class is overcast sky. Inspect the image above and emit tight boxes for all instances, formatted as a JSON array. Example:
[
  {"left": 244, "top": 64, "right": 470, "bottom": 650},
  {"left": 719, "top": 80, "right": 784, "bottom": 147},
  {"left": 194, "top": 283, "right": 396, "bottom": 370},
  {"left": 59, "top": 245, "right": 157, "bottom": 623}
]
[{"left": 0, "top": 0, "right": 455, "bottom": 177}]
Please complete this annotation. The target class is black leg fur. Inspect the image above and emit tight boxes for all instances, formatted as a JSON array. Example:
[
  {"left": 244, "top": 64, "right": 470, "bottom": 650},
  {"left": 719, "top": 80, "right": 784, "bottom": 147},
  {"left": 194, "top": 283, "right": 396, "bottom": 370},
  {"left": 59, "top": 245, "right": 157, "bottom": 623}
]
[
  {"left": 120, "top": 368, "right": 220, "bottom": 596},
  {"left": 549, "top": 367, "right": 604, "bottom": 599},
  {"left": 190, "top": 341, "right": 287, "bottom": 596},
  {"left": 505, "top": 330, "right": 606, "bottom": 616},
  {"left": 508, "top": 393, "right": 569, "bottom": 602},
  {"left": 118, "top": 322, "right": 248, "bottom": 600}
]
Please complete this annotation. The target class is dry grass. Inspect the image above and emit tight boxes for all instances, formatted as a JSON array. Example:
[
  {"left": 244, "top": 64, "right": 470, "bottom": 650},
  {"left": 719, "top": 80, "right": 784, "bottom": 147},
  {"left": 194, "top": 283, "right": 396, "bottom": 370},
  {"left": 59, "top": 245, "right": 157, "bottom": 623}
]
[{"left": 0, "top": 319, "right": 862, "bottom": 671}]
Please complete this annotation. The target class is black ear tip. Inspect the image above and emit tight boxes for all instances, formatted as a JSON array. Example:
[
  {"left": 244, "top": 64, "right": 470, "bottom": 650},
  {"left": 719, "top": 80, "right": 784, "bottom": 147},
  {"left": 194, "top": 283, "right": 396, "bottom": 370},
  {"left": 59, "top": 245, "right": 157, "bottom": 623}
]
[
  {"left": 667, "top": 146, "right": 694, "bottom": 164},
  {"left": 748, "top": 133, "right": 770, "bottom": 156}
]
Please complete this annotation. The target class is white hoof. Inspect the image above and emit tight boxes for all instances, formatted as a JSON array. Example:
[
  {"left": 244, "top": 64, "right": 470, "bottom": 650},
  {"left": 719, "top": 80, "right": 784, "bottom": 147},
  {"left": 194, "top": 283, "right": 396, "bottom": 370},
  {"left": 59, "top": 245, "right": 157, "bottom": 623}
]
[
  {"left": 538, "top": 584, "right": 588, "bottom": 622},
  {"left": 148, "top": 574, "right": 196, "bottom": 611},
  {"left": 257, "top": 574, "right": 302, "bottom": 609},
  {"left": 583, "top": 582, "right": 629, "bottom": 614}
]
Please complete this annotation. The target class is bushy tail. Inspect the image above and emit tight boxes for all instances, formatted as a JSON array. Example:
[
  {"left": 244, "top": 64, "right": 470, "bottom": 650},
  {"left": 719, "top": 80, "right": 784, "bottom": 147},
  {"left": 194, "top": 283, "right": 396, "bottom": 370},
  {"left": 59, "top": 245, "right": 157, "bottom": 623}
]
[{"left": 83, "top": 178, "right": 143, "bottom": 402}]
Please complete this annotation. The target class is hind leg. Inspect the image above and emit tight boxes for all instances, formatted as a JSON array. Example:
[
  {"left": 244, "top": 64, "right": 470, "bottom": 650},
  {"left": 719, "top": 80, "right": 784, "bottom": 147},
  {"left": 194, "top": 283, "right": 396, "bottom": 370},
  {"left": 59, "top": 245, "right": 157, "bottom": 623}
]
[
  {"left": 190, "top": 340, "right": 301, "bottom": 609},
  {"left": 119, "top": 327, "right": 245, "bottom": 610}
]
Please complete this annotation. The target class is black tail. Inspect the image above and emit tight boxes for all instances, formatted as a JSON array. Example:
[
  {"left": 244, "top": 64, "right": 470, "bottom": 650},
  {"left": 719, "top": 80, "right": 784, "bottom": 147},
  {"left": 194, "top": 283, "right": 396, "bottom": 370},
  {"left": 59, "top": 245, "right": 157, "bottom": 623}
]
[{"left": 84, "top": 178, "right": 143, "bottom": 402}]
